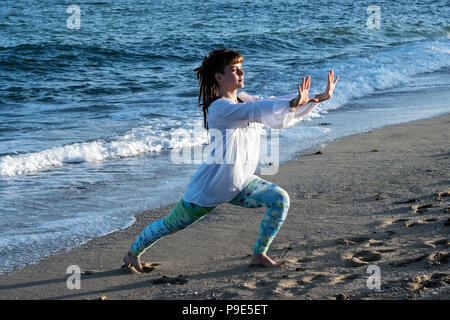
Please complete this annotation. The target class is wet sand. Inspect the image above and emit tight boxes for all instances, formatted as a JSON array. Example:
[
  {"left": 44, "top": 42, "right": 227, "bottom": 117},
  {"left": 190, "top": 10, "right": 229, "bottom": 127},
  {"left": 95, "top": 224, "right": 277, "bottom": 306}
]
[{"left": 0, "top": 113, "right": 449, "bottom": 300}]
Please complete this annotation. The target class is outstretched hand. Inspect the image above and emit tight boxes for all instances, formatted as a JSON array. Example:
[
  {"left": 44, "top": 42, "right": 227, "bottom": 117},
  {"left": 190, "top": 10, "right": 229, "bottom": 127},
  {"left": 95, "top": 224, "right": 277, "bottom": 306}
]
[
  {"left": 315, "top": 69, "right": 339, "bottom": 102},
  {"left": 291, "top": 75, "right": 318, "bottom": 110}
]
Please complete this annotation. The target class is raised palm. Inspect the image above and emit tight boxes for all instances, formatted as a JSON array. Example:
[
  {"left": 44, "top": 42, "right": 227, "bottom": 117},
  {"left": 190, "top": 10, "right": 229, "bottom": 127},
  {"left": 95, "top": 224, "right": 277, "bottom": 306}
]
[
  {"left": 315, "top": 69, "right": 339, "bottom": 102},
  {"left": 293, "top": 75, "right": 317, "bottom": 107}
]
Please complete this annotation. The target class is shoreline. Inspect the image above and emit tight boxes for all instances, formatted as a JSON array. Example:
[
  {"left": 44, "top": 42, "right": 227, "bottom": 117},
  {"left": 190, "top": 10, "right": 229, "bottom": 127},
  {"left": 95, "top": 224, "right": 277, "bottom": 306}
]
[{"left": 0, "top": 113, "right": 449, "bottom": 300}]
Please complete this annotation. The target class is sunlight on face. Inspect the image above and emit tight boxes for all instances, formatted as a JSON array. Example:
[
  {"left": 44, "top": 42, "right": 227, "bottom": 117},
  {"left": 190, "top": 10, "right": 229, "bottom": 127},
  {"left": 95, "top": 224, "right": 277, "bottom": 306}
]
[{"left": 219, "top": 63, "right": 244, "bottom": 90}]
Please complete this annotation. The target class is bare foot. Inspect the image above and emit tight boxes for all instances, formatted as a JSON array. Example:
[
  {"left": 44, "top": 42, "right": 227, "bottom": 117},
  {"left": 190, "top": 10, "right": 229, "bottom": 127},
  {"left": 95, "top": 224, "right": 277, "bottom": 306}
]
[
  {"left": 123, "top": 251, "right": 144, "bottom": 273},
  {"left": 250, "top": 253, "right": 281, "bottom": 268}
]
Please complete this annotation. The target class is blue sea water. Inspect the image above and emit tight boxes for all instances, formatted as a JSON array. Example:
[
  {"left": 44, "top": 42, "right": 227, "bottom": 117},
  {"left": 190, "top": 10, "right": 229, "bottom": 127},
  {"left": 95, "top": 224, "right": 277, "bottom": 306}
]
[{"left": 0, "top": 0, "right": 449, "bottom": 274}]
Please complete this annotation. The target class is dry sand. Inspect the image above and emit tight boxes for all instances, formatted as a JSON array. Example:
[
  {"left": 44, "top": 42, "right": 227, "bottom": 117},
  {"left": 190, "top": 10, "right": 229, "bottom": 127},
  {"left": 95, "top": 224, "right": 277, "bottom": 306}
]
[{"left": 0, "top": 114, "right": 449, "bottom": 300}]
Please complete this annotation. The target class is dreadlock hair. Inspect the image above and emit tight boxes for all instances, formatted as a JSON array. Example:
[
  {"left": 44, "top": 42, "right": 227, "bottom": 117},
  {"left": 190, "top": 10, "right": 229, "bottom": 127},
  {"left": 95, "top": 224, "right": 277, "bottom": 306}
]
[{"left": 194, "top": 49, "right": 244, "bottom": 130}]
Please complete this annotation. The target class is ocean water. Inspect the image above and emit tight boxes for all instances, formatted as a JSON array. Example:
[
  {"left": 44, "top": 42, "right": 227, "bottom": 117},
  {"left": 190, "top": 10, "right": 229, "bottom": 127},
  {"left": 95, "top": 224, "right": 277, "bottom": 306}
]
[{"left": 0, "top": 0, "right": 449, "bottom": 274}]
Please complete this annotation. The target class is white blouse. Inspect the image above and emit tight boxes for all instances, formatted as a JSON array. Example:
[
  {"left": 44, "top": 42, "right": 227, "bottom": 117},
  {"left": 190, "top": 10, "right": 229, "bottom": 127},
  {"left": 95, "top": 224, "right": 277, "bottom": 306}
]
[{"left": 182, "top": 91, "right": 319, "bottom": 207}]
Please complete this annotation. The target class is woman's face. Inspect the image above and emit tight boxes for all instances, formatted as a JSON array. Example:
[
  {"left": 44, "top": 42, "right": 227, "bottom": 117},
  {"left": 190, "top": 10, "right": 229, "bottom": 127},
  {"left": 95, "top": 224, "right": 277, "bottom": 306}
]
[{"left": 215, "top": 63, "right": 245, "bottom": 91}]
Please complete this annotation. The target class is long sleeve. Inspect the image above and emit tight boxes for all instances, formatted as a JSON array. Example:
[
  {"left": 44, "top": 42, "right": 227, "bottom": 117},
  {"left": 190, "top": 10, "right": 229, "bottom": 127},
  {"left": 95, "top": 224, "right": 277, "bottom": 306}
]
[
  {"left": 273, "top": 92, "right": 319, "bottom": 119},
  {"left": 293, "top": 101, "right": 318, "bottom": 118},
  {"left": 208, "top": 92, "right": 319, "bottom": 130},
  {"left": 207, "top": 97, "right": 288, "bottom": 130},
  {"left": 260, "top": 99, "right": 318, "bottom": 128}
]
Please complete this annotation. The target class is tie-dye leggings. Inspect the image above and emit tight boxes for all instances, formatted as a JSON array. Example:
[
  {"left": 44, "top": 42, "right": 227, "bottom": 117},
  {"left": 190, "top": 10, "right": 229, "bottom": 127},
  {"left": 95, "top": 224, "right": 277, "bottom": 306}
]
[{"left": 129, "top": 177, "right": 290, "bottom": 257}]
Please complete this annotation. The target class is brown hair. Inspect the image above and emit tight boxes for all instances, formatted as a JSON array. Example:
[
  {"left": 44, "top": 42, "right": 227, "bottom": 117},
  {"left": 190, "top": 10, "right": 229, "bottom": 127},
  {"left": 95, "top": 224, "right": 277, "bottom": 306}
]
[{"left": 194, "top": 49, "right": 243, "bottom": 130}]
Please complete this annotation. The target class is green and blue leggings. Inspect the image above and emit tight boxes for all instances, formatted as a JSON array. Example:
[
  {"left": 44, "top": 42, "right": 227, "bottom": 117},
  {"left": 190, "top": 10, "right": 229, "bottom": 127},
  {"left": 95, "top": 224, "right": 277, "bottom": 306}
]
[{"left": 130, "top": 177, "right": 290, "bottom": 257}]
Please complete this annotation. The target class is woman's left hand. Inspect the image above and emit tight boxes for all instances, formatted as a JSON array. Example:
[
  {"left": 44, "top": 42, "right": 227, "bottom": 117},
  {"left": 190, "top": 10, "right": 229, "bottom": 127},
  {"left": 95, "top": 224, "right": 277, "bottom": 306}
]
[{"left": 315, "top": 69, "right": 339, "bottom": 102}]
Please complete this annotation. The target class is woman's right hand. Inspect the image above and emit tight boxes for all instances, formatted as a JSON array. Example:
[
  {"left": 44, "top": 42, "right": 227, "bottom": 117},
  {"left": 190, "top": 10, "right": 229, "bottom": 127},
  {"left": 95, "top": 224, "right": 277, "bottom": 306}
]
[{"left": 290, "top": 75, "right": 319, "bottom": 111}]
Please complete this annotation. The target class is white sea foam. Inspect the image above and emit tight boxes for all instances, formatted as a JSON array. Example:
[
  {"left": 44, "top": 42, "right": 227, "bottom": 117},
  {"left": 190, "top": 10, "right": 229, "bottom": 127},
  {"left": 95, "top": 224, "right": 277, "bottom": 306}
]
[
  {"left": 316, "top": 39, "right": 450, "bottom": 111},
  {"left": 0, "top": 120, "right": 209, "bottom": 176},
  {"left": 431, "top": 45, "right": 450, "bottom": 54}
]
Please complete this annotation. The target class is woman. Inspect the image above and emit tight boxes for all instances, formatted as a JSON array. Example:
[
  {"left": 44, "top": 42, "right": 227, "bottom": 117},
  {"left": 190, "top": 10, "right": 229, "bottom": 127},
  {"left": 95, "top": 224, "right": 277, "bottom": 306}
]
[{"left": 123, "top": 49, "right": 339, "bottom": 271}]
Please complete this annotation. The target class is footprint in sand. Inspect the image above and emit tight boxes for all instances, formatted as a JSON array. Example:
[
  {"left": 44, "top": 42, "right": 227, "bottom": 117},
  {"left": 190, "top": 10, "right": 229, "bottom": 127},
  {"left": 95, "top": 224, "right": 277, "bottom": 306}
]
[
  {"left": 345, "top": 257, "right": 368, "bottom": 267},
  {"left": 405, "top": 221, "right": 422, "bottom": 227},
  {"left": 411, "top": 203, "right": 435, "bottom": 214},
  {"left": 432, "top": 238, "right": 449, "bottom": 247},
  {"left": 406, "top": 240, "right": 437, "bottom": 249},
  {"left": 391, "top": 253, "right": 429, "bottom": 267},
  {"left": 435, "top": 191, "right": 450, "bottom": 202},
  {"left": 330, "top": 273, "right": 359, "bottom": 285},
  {"left": 392, "top": 250, "right": 449, "bottom": 268},
  {"left": 378, "top": 216, "right": 438, "bottom": 228},
  {"left": 353, "top": 250, "right": 382, "bottom": 262},
  {"left": 397, "top": 239, "right": 448, "bottom": 259},
  {"left": 405, "top": 218, "right": 437, "bottom": 227},
  {"left": 343, "top": 249, "right": 382, "bottom": 267},
  {"left": 427, "top": 251, "right": 449, "bottom": 266},
  {"left": 381, "top": 218, "right": 409, "bottom": 227},
  {"left": 405, "top": 272, "right": 450, "bottom": 292}
]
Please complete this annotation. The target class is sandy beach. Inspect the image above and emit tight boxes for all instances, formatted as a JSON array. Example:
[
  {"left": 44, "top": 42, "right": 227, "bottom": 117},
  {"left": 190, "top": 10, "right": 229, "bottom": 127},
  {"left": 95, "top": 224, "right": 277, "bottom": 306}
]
[{"left": 0, "top": 113, "right": 449, "bottom": 301}]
